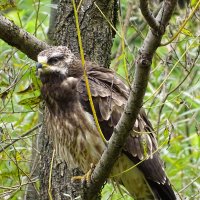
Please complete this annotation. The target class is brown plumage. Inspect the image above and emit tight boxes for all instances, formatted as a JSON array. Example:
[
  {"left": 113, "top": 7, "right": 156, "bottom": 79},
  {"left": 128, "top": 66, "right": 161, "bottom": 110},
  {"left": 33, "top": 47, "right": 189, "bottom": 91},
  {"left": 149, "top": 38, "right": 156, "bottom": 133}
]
[{"left": 37, "top": 46, "right": 176, "bottom": 200}]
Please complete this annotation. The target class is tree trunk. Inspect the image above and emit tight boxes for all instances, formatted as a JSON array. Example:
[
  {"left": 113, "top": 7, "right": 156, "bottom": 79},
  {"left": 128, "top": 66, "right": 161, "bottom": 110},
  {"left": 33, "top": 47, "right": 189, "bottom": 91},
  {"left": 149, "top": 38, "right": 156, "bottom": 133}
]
[
  {"left": 52, "top": 0, "right": 117, "bottom": 67},
  {"left": 39, "top": 0, "right": 117, "bottom": 199}
]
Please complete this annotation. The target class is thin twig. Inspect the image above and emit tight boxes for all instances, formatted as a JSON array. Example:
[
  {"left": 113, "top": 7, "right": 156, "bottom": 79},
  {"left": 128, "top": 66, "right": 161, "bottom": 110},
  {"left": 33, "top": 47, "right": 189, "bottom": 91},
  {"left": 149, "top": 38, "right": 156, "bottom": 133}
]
[
  {"left": 144, "top": 34, "right": 200, "bottom": 104},
  {"left": 114, "top": 1, "right": 133, "bottom": 61},
  {"left": 161, "top": 0, "right": 200, "bottom": 46},
  {"left": 0, "top": 123, "right": 42, "bottom": 153},
  {"left": 156, "top": 37, "right": 200, "bottom": 134},
  {"left": 179, "top": 174, "right": 200, "bottom": 193}
]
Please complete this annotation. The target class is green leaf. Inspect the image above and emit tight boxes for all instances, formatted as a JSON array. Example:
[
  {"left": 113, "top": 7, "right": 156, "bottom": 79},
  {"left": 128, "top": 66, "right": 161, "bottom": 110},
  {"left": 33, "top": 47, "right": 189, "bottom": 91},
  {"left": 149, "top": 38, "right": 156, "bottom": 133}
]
[
  {"left": 181, "top": 28, "right": 194, "bottom": 37},
  {"left": 30, "top": 67, "right": 42, "bottom": 90},
  {"left": 0, "top": 81, "right": 9, "bottom": 87},
  {"left": 0, "top": 0, "right": 16, "bottom": 10},
  {"left": 17, "top": 83, "right": 37, "bottom": 95},
  {"left": 18, "top": 95, "right": 41, "bottom": 106}
]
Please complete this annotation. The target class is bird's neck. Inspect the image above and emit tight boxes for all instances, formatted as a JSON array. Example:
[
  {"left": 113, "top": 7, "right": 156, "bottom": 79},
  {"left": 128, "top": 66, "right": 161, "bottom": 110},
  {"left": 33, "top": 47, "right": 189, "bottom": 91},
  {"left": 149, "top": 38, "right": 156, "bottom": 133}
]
[
  {"left": 41, "top": 76, "right": 79, "bottom": 115},
  {"left": 39, "top": 71, "right": 68, "bottom": 84}
]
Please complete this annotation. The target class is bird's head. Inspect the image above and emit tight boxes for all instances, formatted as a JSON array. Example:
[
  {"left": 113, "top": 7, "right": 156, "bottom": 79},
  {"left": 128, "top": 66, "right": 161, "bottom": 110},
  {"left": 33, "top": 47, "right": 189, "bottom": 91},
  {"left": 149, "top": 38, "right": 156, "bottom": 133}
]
[{"left": 36, "top": 46, "right": 76, "bottom": 82}]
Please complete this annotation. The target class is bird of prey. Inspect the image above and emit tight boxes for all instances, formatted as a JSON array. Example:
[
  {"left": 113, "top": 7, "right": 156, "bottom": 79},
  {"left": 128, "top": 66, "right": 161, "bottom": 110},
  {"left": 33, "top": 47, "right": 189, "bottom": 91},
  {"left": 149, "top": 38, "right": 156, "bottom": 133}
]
[{"left": 36, "top": 46, "right": 176, "bottom": 200}]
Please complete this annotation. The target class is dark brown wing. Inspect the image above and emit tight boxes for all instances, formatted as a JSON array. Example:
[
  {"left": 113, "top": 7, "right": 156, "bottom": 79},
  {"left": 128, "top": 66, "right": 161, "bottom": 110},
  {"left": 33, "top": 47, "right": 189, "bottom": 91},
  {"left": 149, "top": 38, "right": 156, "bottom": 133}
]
[
  {"left": 76, "top": 64, "right": 176, "bottom": 199},
  {"left": 77, "top": 66, "right": 128, "bottom": 140}
]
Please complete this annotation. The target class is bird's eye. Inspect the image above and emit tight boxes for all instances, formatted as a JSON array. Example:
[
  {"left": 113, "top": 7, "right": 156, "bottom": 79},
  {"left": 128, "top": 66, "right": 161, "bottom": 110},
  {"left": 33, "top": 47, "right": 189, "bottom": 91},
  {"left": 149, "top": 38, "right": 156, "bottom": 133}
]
[
  {"left": 48, "top": 56, "right": 63, "bottom": 65},
  {"left": 48, "top": 57, "right": 59, "bottom": 65}
]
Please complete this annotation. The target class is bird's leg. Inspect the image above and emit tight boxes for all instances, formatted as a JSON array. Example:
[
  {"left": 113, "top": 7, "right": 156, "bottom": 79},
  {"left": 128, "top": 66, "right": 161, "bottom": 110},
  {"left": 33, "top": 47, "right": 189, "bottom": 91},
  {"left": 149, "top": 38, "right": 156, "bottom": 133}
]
[{"left": 71, "top": 163, "right": 95, "bottom": 187}]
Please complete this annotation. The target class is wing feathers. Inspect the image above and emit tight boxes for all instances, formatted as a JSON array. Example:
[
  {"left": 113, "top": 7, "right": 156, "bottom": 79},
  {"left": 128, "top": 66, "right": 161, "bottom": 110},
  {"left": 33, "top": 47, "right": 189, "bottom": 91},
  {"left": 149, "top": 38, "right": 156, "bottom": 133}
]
[
  {"left": 99, "top": 98, "right": 111, "bottom": 121},
  {"left": 76, "top": 64, "right": 175, "bottom": 199}
]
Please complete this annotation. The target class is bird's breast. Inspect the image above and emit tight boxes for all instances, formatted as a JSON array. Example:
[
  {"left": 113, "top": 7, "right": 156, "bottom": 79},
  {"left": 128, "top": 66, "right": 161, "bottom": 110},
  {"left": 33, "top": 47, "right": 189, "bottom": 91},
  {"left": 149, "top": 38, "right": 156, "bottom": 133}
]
[{"left": 46, "top": 103, "right": 105, "bottom": 172}]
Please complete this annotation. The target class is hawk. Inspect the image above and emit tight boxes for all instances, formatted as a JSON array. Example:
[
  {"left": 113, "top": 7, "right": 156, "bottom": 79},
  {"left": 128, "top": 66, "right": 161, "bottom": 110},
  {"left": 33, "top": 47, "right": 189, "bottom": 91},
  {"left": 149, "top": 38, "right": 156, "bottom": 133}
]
[{"left": 36, "top": 46, "right": 176, "bottom": 200}]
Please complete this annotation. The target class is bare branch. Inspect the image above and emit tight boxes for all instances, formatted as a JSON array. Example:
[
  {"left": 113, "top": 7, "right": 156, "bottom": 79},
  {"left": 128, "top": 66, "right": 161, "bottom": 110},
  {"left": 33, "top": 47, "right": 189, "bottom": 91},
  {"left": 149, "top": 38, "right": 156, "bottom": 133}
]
[
  {"left": 0, "top": 14, "right": 49, "bottom": 61},
  {"left": 86, "top": 0, "right": 177, "bottom": 199},
  {"left": 140, "top": 0, "right": 160, "bottom": 30}
]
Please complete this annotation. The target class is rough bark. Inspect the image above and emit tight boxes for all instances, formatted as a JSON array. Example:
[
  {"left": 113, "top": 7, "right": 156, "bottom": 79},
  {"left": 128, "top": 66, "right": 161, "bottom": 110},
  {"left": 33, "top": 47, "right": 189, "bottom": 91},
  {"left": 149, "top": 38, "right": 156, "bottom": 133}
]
[{"left": 52, "top": 0, "right": 117, "bottom": 67}]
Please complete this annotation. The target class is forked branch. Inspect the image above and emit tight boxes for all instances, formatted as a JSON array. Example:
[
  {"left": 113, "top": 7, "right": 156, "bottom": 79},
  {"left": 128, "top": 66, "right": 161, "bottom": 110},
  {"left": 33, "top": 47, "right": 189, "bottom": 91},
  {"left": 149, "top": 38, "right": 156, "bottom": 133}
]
[{"left": 140, "top": 0, "right": 160, "bottom": 30}]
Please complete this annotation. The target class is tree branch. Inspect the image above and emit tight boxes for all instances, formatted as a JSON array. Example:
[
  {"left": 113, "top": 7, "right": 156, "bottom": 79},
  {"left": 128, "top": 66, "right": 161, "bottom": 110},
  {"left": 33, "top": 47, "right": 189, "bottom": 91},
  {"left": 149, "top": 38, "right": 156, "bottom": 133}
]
[
  {"left": 86, "top": 0, "right": 177, "bottom": 199},
  {"left": 140, "top": 0, "right": 160, "bottom": 30},
  {"left": 0, "top": 14, "right": 49, "bottom": 61}
]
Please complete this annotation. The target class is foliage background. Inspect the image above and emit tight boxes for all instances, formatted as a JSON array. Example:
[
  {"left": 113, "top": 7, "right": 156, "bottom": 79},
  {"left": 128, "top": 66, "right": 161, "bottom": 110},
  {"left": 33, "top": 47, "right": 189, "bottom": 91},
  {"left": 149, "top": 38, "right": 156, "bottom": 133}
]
[{"left": 0, "top": 0, "right": 199, "bottom": 199}]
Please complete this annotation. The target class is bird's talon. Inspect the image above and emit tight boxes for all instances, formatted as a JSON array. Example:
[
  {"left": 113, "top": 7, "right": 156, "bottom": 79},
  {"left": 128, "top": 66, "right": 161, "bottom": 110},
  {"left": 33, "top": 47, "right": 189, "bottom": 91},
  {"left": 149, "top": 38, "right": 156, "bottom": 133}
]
[
  {"left": 71, "top": 175, "right": 84, "bottom": 183},
  {"left": 71, "top": 163, "right": 95, "bottom": 187}
]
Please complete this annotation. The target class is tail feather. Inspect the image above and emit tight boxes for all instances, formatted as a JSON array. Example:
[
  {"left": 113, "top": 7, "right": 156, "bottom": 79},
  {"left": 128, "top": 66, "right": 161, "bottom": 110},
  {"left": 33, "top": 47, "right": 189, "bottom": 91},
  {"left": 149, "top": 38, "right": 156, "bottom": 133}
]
[{"left": 147, "top": 179, "right": 176, "bottom": 200}]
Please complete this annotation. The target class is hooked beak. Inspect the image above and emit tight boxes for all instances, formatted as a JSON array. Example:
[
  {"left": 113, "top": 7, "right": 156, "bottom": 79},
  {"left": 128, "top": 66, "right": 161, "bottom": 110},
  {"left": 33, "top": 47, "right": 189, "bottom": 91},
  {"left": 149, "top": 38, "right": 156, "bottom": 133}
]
[
  {"left": 36, "top": 62, "right": 48, "bottom": 76},
  {"left": 36, "top": 56, "right": 49, "bottom": 76},
  {"left": 36, "top": 62, "right": 43, "bottom": 70},
  {"left": 36, "top": 62, "right": 49, "bottom": 76},
  {"left": 36, "top": 62, "right": 43, "bottom": 76}
]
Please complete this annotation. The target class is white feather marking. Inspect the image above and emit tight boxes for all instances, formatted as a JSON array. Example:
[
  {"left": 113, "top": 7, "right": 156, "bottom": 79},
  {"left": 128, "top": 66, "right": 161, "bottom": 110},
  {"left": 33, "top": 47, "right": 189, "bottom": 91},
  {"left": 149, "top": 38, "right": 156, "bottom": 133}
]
[
  {"left": 37, "top": 56, "right": 48, "bottom": 64},
  {"left": 50, "top": 52, "right": 63, "bottom": 58},
  {"left": 49, "top": 66, "right": 68, "bottom": 75},
  {"left": 84, "top": 111, "right": 95, "bottom": 128},
  {"left": 64, "top": 54, "right": 74, "bottom": 64},
  {"left": 61, "top": 77, "right": 79, "bottom": 87}
]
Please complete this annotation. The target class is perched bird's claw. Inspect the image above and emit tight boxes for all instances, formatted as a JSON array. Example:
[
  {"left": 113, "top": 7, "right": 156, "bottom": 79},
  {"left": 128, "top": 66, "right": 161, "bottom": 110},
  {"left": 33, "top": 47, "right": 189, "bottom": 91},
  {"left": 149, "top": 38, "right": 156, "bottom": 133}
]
[{"left": 71, "top": 163, "right": 95, "bottom": 187}]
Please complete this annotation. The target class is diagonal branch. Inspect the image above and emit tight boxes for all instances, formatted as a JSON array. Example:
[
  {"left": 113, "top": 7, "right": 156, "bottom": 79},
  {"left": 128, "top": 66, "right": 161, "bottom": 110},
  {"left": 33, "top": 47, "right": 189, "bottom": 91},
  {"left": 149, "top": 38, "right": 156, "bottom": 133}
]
[
  {"left": 0, "top": 14, "right": 49, "bottom": 61},
  {"left": 86, "top": 0, "right": 177, "bottom": 199},
  {"left": 140, "top": 0, "right": 160, "bottom": 30}
]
